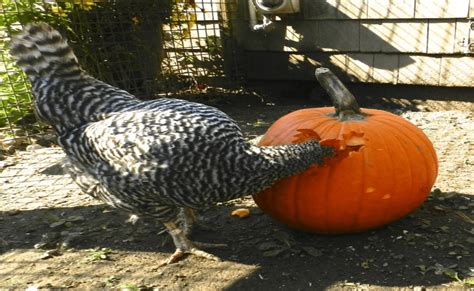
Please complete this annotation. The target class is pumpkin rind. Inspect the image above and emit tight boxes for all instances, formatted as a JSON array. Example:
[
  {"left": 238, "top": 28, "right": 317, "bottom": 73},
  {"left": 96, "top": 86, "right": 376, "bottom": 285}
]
[{"left": 254, "top": 107, "right": 438, "bottom": 234}]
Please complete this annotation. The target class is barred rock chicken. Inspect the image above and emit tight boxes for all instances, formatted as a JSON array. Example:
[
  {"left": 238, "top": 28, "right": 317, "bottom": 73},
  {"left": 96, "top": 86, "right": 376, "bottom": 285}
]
[{"left": 11, "top": 23, "right": 333, "bottom": 264}]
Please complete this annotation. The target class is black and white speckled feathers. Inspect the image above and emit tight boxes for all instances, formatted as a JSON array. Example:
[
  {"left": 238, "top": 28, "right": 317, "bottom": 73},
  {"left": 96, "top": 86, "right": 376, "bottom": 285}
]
[
  {"left": 10, "top": 23, "right": 138, "bottom": 128},
  {"left": 11, "top": 23, "right": 333, "bottom": 223}
]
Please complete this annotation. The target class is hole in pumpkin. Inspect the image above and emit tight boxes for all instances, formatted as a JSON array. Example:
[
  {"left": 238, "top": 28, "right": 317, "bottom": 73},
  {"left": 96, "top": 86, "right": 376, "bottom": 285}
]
[
  {"left": 293, "top": 129, "right": 322, "bottom": 143},
  {"left": 292, "top": 129, "right": 366, "bottom": 164},
  {"left": 319, "top": 131, "right": 366, "bottom": 151}
]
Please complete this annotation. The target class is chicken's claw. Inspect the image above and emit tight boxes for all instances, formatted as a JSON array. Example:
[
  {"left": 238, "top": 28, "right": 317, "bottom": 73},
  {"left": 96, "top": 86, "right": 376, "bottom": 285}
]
[
  {"left": 159, "top": 247, "right": 221, "bottom": 266},
  {"left": 160, "top": 221, "right": 225, "bottom": 266}
]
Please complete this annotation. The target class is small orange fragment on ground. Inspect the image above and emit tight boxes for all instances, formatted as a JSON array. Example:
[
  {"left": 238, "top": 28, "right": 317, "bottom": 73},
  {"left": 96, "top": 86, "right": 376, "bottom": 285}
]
[{"left": 231, "top": 208, "right": 250, "bottom": 218}]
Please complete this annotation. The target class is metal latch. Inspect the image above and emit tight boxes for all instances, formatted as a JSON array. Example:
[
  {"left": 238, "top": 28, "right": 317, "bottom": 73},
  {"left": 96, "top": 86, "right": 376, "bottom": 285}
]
[
  {"left": 457, "top": 38, "right": 473, "bottom": 53},
  {"left": 458, "top": 20, "right": 474, "bottom": 53}
]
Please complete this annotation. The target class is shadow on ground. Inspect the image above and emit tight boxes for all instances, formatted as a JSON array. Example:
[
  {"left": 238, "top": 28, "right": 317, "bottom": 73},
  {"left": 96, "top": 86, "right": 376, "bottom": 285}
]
[
  {"left": 1, "top": 190, "right": 472, "bottom": 289},
  {"left": 242, "top": 80, "right": 474, "bottom": 113}
]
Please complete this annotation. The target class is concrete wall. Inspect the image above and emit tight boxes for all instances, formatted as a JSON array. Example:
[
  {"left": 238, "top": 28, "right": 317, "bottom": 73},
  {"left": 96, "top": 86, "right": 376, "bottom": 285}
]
[{"left": 231, "top": 0, "right": 474, "bottom": 86}]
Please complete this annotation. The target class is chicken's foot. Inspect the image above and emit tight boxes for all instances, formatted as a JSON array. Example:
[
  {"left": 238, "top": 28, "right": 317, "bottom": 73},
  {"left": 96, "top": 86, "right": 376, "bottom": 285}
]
[{"left": 160, "top": 222, "right": 226, "bottom": 266}]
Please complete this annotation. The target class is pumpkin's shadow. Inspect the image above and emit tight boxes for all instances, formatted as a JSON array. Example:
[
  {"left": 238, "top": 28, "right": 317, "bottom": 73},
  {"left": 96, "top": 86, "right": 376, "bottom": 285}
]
[{"left": 226, "top": 191, "right": 473, "bottom": 289}]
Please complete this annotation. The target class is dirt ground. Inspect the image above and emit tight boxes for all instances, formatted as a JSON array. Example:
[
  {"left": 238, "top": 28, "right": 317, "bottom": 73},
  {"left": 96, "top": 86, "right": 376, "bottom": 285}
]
[{"left": 0, "top": 84, "right": 473, "bottom": 290}]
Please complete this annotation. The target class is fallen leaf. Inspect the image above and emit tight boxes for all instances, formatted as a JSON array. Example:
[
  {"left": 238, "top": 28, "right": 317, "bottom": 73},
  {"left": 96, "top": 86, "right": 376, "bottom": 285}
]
[
  {"left": 39, "top": 249, "right": 61, "bottom": 260},
  {"left": 301, "top": 246, "right": 323, "bottom": 257},
  {"left": 67, "top": 215, "right": 85, "bottom": 222},
  {"left": 263, "top": 248, "right": 286, "bottom": 257},
  {"left": 258, "top": 241, "right": 280, "bottom": 251},
  {"left": 273, "top": 231, "right": 291, "bottom": 247},
  {"left": 462, "top": 279, "right": 474, "bottom": 286},
  {"left": 416, "top": 264, "right": 427, "bottom": 274},
  {"left": 454, "top": 212, "right": 474, "bottom": 224},
  {"left": 439, "top": 226, "right": 450, "bottom": 233},
  {"left": 0, "top": 238, "right": 9, "bottom": 248}
]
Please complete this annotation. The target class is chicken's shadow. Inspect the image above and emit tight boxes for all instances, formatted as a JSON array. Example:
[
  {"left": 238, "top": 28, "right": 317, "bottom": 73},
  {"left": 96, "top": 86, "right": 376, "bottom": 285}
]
[{"left": 1, "top": 191, "right": 472, "bottom": 289}]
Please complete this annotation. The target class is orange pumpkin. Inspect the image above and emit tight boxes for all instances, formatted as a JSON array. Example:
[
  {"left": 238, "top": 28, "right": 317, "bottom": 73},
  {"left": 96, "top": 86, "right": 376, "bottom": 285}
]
[{"left": 253, "top": 68, "right": 438, "bottom": 234}]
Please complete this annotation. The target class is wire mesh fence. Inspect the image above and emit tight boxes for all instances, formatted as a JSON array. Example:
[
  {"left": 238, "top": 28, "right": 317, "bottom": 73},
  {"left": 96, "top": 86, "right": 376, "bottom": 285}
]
[{"left": 0, "top": 0, "right": 242, "bottom": 151}]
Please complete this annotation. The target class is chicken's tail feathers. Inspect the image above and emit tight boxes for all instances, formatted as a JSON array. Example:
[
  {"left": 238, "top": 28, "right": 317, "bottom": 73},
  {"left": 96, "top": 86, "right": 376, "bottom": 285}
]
[{"left": 10, "top": 22, "right": 81, "bottom": 82}]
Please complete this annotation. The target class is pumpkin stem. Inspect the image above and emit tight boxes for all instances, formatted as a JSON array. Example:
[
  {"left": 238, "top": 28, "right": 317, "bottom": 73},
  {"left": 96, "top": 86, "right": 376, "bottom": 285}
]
[{"left": 315, "top": 68, "right": 364, "bottom": 120}]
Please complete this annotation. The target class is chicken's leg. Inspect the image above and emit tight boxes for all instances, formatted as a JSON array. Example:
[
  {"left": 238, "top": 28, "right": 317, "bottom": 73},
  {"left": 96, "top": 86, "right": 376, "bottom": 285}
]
[
  {"left": 179, "top": 208, "right": 213, "bottom": 236},
  {"left": 160, "top": 221, "right": 225, "bottom": 265}
]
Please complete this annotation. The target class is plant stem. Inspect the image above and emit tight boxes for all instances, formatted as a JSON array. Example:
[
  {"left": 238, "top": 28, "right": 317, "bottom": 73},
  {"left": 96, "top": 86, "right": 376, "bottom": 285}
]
[{"left": 315, "top": 68, "right": 363, "bottom": 120}]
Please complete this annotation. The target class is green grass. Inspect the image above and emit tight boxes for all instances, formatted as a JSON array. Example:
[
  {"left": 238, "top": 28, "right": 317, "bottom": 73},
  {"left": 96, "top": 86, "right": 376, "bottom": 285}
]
[{"left": 0, "top": 52, "right": 33, "bottom": 128}]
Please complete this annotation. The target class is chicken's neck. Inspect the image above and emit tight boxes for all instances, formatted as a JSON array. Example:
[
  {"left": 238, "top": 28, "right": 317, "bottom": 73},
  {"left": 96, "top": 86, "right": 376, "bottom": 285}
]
[{"left": 241, "top": 141, "right": 332, "bottom": 195}]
